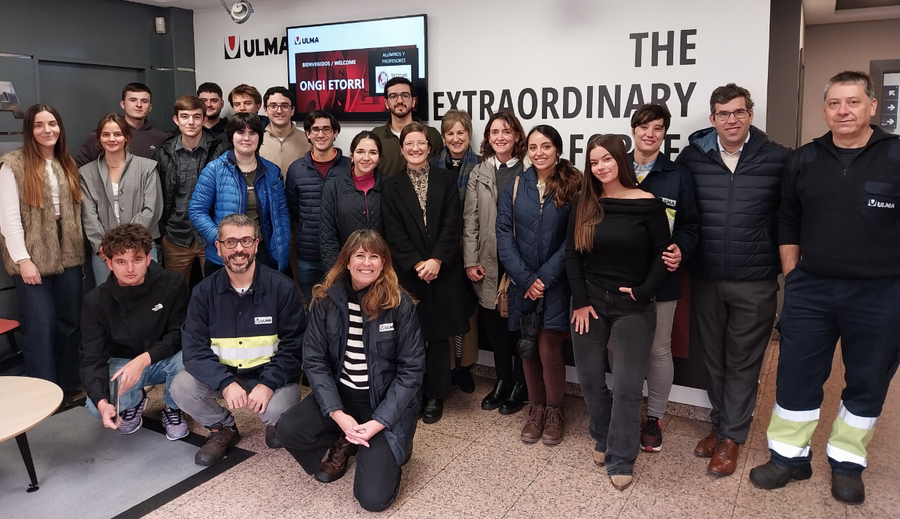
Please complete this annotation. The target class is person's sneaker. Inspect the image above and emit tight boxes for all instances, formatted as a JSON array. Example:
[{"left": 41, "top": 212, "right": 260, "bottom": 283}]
[
  {"left": 161, "top": 407, "right": 189, "bottom": 440},
  {"left": 640, "top": 416, "right": 663, "bottom": 452},
  {"left": 118, "top": 391, "right": 148, "bottom": 435},
  {"left": 195, "top": 424, "right": 241, "bottom": 466}
]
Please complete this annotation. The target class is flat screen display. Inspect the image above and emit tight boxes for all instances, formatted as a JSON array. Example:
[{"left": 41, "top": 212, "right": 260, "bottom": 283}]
[{"left": 286, "top": 14, "right": 428, "bottom": 122}]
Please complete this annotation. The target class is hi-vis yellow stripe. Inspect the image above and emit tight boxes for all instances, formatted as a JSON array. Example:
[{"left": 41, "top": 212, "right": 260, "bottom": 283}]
[
  {"left": 210, "top": 335, "right": 280, "bottom": 369},
  {"left": 665, "top": 208, "right": 676, "bottom": 235}
]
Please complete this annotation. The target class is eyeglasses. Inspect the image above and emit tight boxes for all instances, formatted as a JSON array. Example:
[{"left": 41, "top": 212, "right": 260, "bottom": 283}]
[
  {"left": 218, "top": 236, "right": 257, "bottom": 249},
  {"left": 309, "top": 126, "right": 333, "bottom": 135},
  {"left": 266, "top": 103, "right": 292, "bottom": 112},
  {"left": 713, "top": 109, "right": 750, "bottom": 122},
  {"left": 386, "top": 92, "right": 412, "bottom": 102},
  {"left": 402, "top": 140, "right": 429, "bottom": 149},
  {"left": 490, "top": 129, "right": 515, "bottom": 138}
]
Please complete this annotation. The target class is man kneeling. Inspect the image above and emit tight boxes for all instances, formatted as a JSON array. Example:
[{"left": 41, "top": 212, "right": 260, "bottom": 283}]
[
  {"left": 172, "top": 213, "right": 305, "bottom": 466},
  {"left": 80, "top": 224, "right": 190, "bottom": 440}
]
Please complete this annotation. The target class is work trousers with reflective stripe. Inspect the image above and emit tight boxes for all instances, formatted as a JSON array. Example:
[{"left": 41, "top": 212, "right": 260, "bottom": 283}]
[{"left": 766, "top": 269, "right": 900, "bottom": 475}]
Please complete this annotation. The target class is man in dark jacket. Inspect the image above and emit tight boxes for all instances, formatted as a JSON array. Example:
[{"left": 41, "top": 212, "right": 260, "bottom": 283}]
[
  {"left": 628, "top": 103, "right": 700, "bottom": 453},
  {"left": 285, "top": 110, "right": 351, "bottom": 302},
  {"left": 155, "top": 95, "right": 227, "bottom": 286},
  {"left": 749, "top": 71, "right": 900, "bottom": 504},
  {"left": 675, "top": 84, "right": 790, "bottom": 477},
  {"left": 198, "top": 82, "right": 229, "bottom": 144},
  {"left": 172, "top": 214, "right": 305, "bottom": 466},
  {"left": 80, "top": 224, "right": 189, "bottom": 440},
  {"left": 76, "top": 82, "right": 167, "bottom": 166},
  {"left": 370, "top": 77, "right": 441, "bottom": 176}
]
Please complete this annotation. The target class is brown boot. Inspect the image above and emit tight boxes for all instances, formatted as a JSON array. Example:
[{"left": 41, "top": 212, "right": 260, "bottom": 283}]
[
  {"left": 195, "top": 424, "right": 241, "bottom": 466},
  {"left": 694, "top": 428, "right": 718, "bottom": 458},
  {"left": 520, "top": 402, "right": 545, "bottom": 443},
  {"left": 542, "top": 405, "right": 565, "bottom": 446},
  {"left": 708, "top": 438, "right": 740, "bottom": 477},
  {"left": 315, "top": 436, "right": 359, "bottom": 483}
]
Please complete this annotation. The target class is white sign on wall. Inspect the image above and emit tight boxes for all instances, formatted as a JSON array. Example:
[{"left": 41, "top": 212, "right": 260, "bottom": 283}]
[{"left": 193, "top": 0, "right": 771, "bottom": 166}]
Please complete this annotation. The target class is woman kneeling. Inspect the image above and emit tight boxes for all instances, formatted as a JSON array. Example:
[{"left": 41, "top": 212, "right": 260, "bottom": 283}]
[{"left": 276, "top": 229, "right": 424, "bottom": 512}]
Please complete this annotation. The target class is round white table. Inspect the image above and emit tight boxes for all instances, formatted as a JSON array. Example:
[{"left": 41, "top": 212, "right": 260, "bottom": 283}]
[{"left": 0, "top": 376, "right": 63, "bottom": 492}]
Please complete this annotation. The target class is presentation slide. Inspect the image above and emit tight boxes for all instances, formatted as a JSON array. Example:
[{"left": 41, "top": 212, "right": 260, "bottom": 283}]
[{"left": 286, "top": 15, "right": 427, "bottom": 122}]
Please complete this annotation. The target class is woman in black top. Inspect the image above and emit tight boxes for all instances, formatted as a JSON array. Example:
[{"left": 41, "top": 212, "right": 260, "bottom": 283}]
[
  {"left": 566, "top": 134, "right": 670, "bottom": 491},
  {"left": 275, "top": 230, "right": 424, "bottom": 512},
  {"left": 382, "top": 122, "right": 470, "bottom": 424}
]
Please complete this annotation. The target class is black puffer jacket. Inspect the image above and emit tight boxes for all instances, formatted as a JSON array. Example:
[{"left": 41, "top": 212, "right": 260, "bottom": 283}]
[
  {"left": 284, "top": 150, "right": 351, "bottom": 262},
  {"left": 319, "top": 169, "right": 386, "bottom": 271},
  {"left": 154, "top": 128, "right": 227, "bottom": 237},
  {"left": 675, "top": 126, "right": 790, "bottom": 281},
  {"left": 304, "top": 280, "right": 424, "bottom": 466}
]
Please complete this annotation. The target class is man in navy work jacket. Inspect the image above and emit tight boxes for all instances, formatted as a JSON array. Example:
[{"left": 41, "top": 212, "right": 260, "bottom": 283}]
[{"left": 172, "top": 213, "right": 306, "bottom": 466}]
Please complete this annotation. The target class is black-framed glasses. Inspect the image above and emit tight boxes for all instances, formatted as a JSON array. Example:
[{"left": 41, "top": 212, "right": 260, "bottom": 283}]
[
  {"left": 309, "top": 126, "right": 333, "bottom": 135},
  {"left": 218, "top": 236, "right": 257, "bottom": 249},
  {"left": 713, "top": 109, "right": 750, "bottom": 122},
  {"left": 386, "top": 92, "right": 412, "bottom": 101},
  {"left": 266, "top": 103, "right": 292, "bottom": 112}
]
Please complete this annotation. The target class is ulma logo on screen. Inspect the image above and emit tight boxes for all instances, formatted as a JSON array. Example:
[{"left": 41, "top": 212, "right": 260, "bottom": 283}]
[{"left": 225, "top": 36, "right": 241, "bottom": 59}]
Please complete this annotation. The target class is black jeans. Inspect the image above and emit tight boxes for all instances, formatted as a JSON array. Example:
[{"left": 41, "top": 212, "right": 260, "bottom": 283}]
[
  {"left": 276, "top": 390, "right": 402, "bottom": 512},
  {"left": 572, "top": 290, "right": 656, "bottom": 476},
  {"left": 479, "top": 305, "right": 524, "bottom": 383}
]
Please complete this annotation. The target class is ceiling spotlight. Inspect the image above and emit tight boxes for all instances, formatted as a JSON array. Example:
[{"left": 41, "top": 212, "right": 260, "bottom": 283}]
[{"left": 221, "top": 0, "right": 253, "bottom": 24}]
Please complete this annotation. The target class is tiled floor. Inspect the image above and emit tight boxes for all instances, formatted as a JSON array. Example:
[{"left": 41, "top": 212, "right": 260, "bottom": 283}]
[{"left": 142, "top": 336, "right": 899, "bottom": 518}]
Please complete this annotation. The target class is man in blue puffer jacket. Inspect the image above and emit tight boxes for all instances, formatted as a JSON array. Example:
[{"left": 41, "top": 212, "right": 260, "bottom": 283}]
[{"left": 188, "top": 113, "right": 290, "bottom": 275}]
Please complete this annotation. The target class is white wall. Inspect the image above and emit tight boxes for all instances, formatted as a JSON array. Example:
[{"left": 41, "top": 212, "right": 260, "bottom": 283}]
[{"left": 193, "top": 0, "right": 771, "bottom": 165}]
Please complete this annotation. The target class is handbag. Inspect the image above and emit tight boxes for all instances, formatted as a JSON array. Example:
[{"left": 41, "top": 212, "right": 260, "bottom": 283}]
[
  {"left": 494, "top": 177, "right": 520, "bottom": 318},
  {"left": 518, "top": 298, "right": 544, "bottom": 360}
]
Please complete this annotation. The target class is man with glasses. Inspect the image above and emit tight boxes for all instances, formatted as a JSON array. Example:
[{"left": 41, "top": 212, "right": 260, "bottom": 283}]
[
  {"left": 371, "top": 77, "right": 442, "bottom": 176},
  {"left": 285, "top": 110, "right": 350, "bottom": 304},
  {"left": 675, "top": 83, "right": 790, "bottom": 478},
  {"left": 259, "top": 86, "right": 311, "bottom": 177},
  {"left": 172, "top": 213, "right": 305, "bottom": 466}
]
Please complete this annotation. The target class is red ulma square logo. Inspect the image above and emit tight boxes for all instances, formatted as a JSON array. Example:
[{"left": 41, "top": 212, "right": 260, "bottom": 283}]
[{"left": 224, "top": 36, "right": 241, "bottom": 59}]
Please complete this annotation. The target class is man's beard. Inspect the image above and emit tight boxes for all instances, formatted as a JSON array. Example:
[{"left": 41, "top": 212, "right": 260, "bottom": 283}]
[{"left": 224, "top": 251, "right": 255, "bottom": 274}]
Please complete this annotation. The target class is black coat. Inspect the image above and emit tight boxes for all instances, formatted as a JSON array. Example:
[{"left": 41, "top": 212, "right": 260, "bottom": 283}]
[
  {"left": 303, "top": 281, "right": 424, "bottom": 466},
  {"left": 80, "top": 262, "right": 189, "bottom": 406},
  {"left": 319, "top": 168, "right": 385, "bottom": 271},
  {"left": 381, "top": 166, "right": 470, "bottom": 342},
  {"left": 675, "top": 126, "right": 790, "bottom": 281}
]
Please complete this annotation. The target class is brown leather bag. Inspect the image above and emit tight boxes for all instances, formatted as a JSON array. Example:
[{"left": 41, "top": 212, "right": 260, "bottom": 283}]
[{"left": 495, "top": 177, "right": 520, "bottom": 318}]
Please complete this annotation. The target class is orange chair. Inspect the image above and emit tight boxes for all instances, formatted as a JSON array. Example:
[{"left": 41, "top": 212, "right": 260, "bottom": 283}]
[{"left": 0, "top": 318, "right": 22, "bottom": 372}]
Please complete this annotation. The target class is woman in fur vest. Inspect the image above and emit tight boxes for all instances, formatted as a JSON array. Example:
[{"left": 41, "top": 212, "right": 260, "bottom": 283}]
[{"left": 0, "top": 104, "right": 85, "bottom": 391}]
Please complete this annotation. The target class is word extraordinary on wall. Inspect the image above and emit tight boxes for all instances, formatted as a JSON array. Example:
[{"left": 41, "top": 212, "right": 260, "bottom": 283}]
[{"left": 433, "top": 29, "right": 702, "bottom": 161}]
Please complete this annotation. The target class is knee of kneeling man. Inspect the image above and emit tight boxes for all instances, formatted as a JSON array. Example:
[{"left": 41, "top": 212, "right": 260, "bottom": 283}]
[{"left": 357, "top": 493, "right": 393, "bottom": 513}]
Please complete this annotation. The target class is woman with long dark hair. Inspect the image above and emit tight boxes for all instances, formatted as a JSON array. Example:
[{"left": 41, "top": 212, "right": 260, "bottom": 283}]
[
  {"left": 463, "top": 111, "right": 530, "bottom": 414},
  {"left": 276, "top": 230, "right": 424, "bottom": 512},
  {"left": 0, "top": 104, "right": 84, "bottom": 391},
  {"left": 80, "top": 113, "right": 162, "bottom": 285},
  {"left": 566, "top": 134, "right": 670, "bottom": 490},
  {"left": 319, "top": 130, "right": 385, "bottom": 272},
  {"left": 382, "top": 122, "right": 470, "bottom": 424},
  {"left": 497, "top": 125, "right": 581, "bottom": 445}
]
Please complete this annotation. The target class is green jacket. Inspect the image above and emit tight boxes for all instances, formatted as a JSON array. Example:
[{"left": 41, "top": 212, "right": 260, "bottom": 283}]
[{"left": 371, "top": 117, "right": 442, "bottom": 176}]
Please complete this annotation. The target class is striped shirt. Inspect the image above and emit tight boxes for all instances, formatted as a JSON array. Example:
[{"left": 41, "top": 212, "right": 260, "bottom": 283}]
[{"left": 340, "top": 301, "right": 369, "bottom": 390}]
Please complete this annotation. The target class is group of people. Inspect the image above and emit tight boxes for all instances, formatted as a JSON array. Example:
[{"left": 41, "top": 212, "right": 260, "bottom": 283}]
[{"left": 0, "top": 69, "right": 895, "bottom": 509}]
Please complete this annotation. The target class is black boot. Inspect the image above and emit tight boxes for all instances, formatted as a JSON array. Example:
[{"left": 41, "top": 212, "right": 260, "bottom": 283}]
[
  {"left": 499, "top": 381, "right": 528, "bottom": 415},
  {"left": 422, "top": 398, "right": 444, "bottom": 424},
  {"left": 832, "top": 472, "right": 865, "bottom": 503},
  {"left": 458, "top": 365, "right": 475, "bottom": 394},
  {"left": 481, "top": 379, "right": 511, "bottom": 410}
]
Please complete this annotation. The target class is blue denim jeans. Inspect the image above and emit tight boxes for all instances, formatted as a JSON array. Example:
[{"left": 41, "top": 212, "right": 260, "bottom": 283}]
[
  {"left": 572, "top": 291, "right": 656, "bottom": 476},
  {"left": 295, "top": 259, "right": 325, "bottom": 306},
  {"left": 91, "top": 242, "right": 158, "bottom": 287},
  {"left": 13, "top": 265, "right": 83, "bottom": 389},
  {"left": 85, "top": 351, "right": 184, "bottom": 417}
]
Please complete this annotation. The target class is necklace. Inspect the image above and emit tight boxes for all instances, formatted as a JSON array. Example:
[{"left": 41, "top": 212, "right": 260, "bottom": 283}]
[
  {"left": 106, "top": 159, "right": 126, "bottom": 169},
  {"left": 450, "top": 157, "right": 463, "bottom": 168}
]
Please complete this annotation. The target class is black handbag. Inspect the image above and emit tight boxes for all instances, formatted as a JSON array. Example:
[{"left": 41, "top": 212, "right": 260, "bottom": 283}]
[{"left": 517, "top": 298, "right": 544, "bottom": 360}]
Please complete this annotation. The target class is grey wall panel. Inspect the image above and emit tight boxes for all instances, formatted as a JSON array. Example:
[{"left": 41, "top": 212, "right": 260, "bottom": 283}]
[
  {"left": 0, "top": 55, "right": 39, "bottom": 140},
  {"left": 38, "top": 61, "right": 144, "bottom": 158}
]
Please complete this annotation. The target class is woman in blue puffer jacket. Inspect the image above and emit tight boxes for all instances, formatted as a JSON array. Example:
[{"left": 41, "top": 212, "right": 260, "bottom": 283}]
[
  {"left": 189, "top": 112, "right": 290, "bottom": 275},
  {"left": 496, "top": 124, "right": 581, "bottom": 446}
]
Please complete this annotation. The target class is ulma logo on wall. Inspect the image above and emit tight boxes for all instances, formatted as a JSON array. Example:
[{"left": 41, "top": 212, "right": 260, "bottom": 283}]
[{"left": 224, "top": 35, "right": 288, "bottom": 60}]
